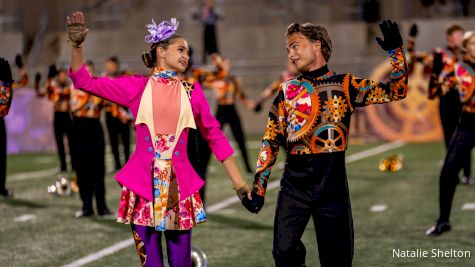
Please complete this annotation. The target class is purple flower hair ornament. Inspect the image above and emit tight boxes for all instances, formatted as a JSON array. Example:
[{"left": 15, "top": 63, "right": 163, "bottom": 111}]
[{"left": 144, "top": 18, "right": 179, "bottom": 43}]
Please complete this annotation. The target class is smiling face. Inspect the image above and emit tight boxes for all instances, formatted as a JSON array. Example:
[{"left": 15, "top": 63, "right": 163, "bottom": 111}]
[
  {"left": 286, "top": 33, "right": 323, "bottom": 73},
  {"left": 156, "top": 37, "right": 190, "bottom": 73}
]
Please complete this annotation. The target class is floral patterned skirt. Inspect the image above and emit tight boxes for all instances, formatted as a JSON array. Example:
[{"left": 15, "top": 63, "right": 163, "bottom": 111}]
[{"left": 117, "top": 160, "right": 206, "bottom": 231}]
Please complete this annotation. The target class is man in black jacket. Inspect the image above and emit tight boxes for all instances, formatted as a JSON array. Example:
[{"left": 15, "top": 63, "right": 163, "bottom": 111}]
[{"left": 242, "top": 20, "right": 408, "bottom": 267}]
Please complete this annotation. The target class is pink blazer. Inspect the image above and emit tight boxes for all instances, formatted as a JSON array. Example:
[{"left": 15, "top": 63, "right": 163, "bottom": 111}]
[{"left": 68, "top": 65, "right": 234, "bottom": 201}]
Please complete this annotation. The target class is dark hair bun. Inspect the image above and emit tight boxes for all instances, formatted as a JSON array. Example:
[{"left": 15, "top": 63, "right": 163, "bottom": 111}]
[{"left": 142, "top": 51, "right": 155, "bottom": 68}]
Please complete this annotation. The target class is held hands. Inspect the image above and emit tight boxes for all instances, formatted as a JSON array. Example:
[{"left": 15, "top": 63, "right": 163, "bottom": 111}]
[
  {"left": 66, "top": 12, "right": 89, "bottom": 48},
  {"left": 0, "top": 58, "right": 13, "bottom": 83},
  {"left": 222, "top": 157, "right": 262, "bottom": 213},
  {"left": 241, "top": 190, "right": 265, "bottom": 214},
  {"left": 233, "top": 182, "right": 253, "bottom": 201},
  {"left": 375, "top": 20, "right": 403, "bottom": 51}
]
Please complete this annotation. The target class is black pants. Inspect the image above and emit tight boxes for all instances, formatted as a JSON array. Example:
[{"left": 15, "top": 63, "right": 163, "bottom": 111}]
[
  {"left": 71, "top": 117, "right": 108, "bottom": 214},
  {"left": 273, "top": 153, "right": 354, "bottom": 267},
  {"left": 187, "top": 129, "right": 211, "bottom": 205},
  {"left": 215, "top": 105, "right": 252, "bottom": 173},
  {"left": 0, "top": 117, "right": 7, "bottom": 193},
  {"left": 106, "top": 113, "right": 130, "bottom": 170},
  {"left": 203, "top": 24, "right": 218, "bottom": 63},
  {"left": 439, "top": 91, "right": 471, "bottom": 177},
  {"left": 53, "top": 111, "right": 73, "bottom": 171},
  {"left": 438, "top": 113, "right": 475, "bottom": 223}
]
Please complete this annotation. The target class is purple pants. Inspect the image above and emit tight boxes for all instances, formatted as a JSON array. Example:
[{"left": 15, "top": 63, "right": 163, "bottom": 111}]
[{"left": 131, "top": 224, "right": 192, "bottom": 267}]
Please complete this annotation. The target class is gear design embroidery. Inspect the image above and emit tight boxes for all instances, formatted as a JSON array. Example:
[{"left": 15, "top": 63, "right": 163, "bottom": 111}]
[
  {"left": 290, "top": 145, "right": 311, "bottom": 155},
  {"left": 256, "top": 141, "right": 272, "bottom": 172},
  {"left": 365, "top": 87, "right": 389, "bottom": 104},
  {"left": 264, "top": 119, "right": 278, "bottom": 140},
  {"left": 310, "top": 123, "right": 347, "bottom": 153},
  {"left": 323, "top": 95, "right": 348, "bottom": 123},
  {"left": 285, "top": 79, "right": 321, "bottom": 142}
]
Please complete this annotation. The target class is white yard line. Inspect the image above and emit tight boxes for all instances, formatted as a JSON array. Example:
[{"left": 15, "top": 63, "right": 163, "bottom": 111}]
[
  {"left": 60, "top": 140, "right": 406, "bottom": 267},
  {"left": 370, "top": 204, "right": 388, "bottom": 212},
  {"left": 8, "top": 168, "right": 58, "bottom": 182},
  {"left": 60, "top": 239, "right": 135, "bottom": 267},
  {"left": 461, "top": 203, "right": 475, "bottom": 210},
  {"left": 13, "top": 214, "right": 36, "bottom": 222},
  {"left": 346, "top": 140, "right": 405, "bottom": 163}
]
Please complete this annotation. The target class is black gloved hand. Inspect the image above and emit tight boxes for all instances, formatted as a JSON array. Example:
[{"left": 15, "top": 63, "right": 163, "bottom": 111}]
[
  {"left": 47, "top": 64, "right": 57, "bottom": 79},
  {"left": 432, "top": 51, "right": 444, "bottom": 76},
  {"left": 35, "top": 72, "right": 42, "bottom": 85},
  {"left": 409, "top": 23, "right": 418, "bottom": 38},
  {"left": 254, "top": 102, "right": 262, "bottom": 113},
  {"left": 15, "top": 54, "right": 23, "bottom": 69},
  {"left": 375, "top": 20, "right": 403, "bottom": 51},
  {"left": 0, "top": 58, "right": 13, "bottom": 83},
  {"left": 241, "top": 191, "right": 265, "bottom": 214}
]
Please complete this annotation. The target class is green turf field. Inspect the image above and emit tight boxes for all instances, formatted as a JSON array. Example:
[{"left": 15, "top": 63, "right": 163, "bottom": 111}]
[{"left": 0, "top": 141, "right": 474, "bottom": 267}]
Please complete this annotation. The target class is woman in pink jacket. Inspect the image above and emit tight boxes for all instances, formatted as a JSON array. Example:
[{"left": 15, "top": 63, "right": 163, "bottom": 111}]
[{"left": 67, "top": 12, "right": 252, "bottom": 267}]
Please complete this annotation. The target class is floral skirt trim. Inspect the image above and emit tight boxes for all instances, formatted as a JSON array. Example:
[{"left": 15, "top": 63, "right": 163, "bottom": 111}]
[
  {"left": 117, "top": 187, "right": 206, "bottom": 231},
  {"left": 117, "top": 133, "right": 206, "bottom": 231}
]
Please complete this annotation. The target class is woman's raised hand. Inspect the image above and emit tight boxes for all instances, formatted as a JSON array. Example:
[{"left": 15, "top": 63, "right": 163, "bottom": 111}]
[{"left": 66, "top": 11, "right": 89, "bottom": 48}]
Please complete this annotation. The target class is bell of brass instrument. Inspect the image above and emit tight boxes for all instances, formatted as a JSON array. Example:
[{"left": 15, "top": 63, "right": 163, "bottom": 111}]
[
  {"left": 47, "top": 175, "right": 79, "bottom": 196},
  {"left": 379, "top": 154, "right": 404, "bottom": 172},
  {"left": 191, "top": 246, "right": 207, "bottom": 267}
]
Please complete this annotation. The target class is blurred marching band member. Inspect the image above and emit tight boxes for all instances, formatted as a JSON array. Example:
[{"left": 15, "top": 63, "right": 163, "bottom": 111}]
[
  {"left": 431, "top": 25, "right": 472, "bottom": 185},
  {"left": 0, "top": 55, "right": 28, "bottom": 197},
  {"left": 194, "top": 53, "right": 257, "bottom": 174},
  {"left": 103, "top": 57, "right": 133, "bottom": 171},
  {"left": 35, "top": 66, "right": 74, "bottom": 172},
  {"left": 13, "top": 54, "right": 29, "bottom": 89},
  {"left": 0, "top": 58, "right": 13, "bottom": 197},
  {"left": 66, "top": 12, "right": 251, "bottom": 266},
  {"left": 425, "top": 31, "right": 475, "bottom": 236},
  {"left": 242, "top": 20, "right": 408, "bottom": 266},
  {"left": 70, "top": 61, "right": 110, "bottom": 218},
  {"left": 193, "top": 0, "right": 222, "bottom": 63},
  {"left": 408, "top": 23, "right": 472, "bottom": 185}
]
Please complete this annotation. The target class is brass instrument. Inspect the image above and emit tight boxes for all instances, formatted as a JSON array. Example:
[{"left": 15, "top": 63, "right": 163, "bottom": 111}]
[
  {"left": 379, "top": 154, "right": 404, "bottom": 172},
  {"left": 47, "top": 175, "right": 79, "bottom": 196},
  {"left": 191, "top": 246, "right": 207, "bottom": 267}
]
